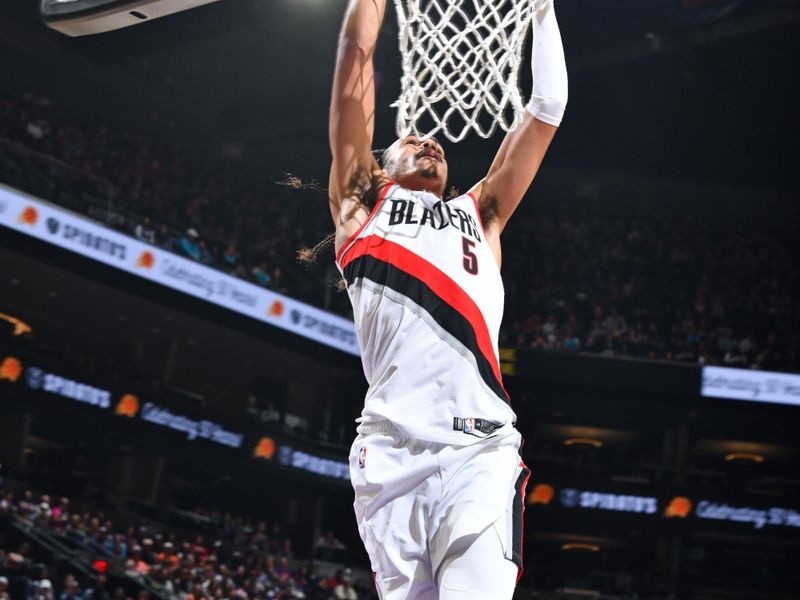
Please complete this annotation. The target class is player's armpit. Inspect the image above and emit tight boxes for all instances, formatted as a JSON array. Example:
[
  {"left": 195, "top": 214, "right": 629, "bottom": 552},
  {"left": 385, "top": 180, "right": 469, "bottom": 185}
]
[
  {"left": 333, "top": 168, "right": 391, "bottom": 256},
  {"left": 471, "top": 113, "right": 557, "bottom": 234},
  {"left": 328, "top": 153, "right": 374, "bottom": 219}
]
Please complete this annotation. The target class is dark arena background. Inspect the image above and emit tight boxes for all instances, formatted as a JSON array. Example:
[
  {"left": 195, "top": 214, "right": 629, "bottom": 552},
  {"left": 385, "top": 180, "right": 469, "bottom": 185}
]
[{"left": 0, "top": 0, "right": 799, "bottom": 599}]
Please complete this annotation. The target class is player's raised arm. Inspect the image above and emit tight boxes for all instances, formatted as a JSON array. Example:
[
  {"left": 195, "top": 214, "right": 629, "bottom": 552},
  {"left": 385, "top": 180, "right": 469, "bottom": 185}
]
[
  {"left": 328, "top": 0, "right": 387, "bottom": 228},
  {"left": 471, "top": 1, "right": 568, "bottom": 234}
]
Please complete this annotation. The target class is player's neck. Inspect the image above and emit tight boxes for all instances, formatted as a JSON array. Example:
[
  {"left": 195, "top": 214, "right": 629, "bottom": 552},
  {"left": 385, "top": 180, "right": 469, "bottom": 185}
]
[{"left": 395, "top": 174, "right": 444, "bottom": 198}]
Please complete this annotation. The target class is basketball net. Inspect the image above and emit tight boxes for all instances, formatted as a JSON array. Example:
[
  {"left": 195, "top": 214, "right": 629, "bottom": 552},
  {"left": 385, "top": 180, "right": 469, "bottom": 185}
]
[{"left": 392, "top": 0, "right": 550, "bottom": 142}]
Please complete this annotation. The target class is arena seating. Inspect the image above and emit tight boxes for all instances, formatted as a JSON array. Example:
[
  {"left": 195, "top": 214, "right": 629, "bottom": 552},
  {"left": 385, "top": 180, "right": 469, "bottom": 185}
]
[
  {"left": 1, "top": 90, "right": 796, "bottom": 372},
  {"left": 4, "top": 482, "right": 709, "bottom": 599},
  {"left": 0, "top": 484, "right": 375, "bottom": 600}
]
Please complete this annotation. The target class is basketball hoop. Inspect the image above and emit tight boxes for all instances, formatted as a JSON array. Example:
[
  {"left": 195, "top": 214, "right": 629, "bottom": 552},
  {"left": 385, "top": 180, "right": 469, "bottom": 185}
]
[{"left": 392, "top": 0, "right": 551, "bottom": 142}]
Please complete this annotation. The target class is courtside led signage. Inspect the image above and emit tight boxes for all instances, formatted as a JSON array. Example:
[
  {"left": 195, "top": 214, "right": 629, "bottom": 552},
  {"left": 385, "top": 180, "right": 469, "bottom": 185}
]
[
  {"left": 253, "top": 437, "right": 277, "bottom": 460},
  {"left": 115, "top": 394, "right": 140, "bottom": 417},
  {"left": 276, "top": 445, "right": 350, "bottom": 481},
  {"left": 24, "top": 366, "right": 111, "bottom": 409},
  {"left": 527, "top": 483, "right": 555, "bottom": 505},
  {"left": 664, "top": 496, "right": 692, "bottom": 519},
  {"left": 0, "top": 356, "right": 23, "bottom": 382},
  {"left": 0, "top": 184, "right": 359, "bottom": 356},
  {"left": 530, "top": 485, "right": 800, "bottom": 532},
  {"left": 137, "top": 402, "right": 243, "bottom": 449},
  {"left": 695, "top": 501, "right": 800, "bottom": 530},
  {"left": 559, "top": 488, "right": 658, "bottom": 514},
  {"left": 701, "top": 366, "right": 800, "bottom": 407}
]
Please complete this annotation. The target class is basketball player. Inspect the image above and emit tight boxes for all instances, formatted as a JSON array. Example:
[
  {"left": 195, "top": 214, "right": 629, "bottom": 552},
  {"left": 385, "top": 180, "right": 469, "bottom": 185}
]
[{"left": 328, "top": 0, "right": 567, "bottom": 597}]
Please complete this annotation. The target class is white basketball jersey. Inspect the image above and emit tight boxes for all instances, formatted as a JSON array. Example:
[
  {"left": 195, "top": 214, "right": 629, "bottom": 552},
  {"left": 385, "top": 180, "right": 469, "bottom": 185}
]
[{"left": 336, "top": 182, "right": 517, "bottom": 445}]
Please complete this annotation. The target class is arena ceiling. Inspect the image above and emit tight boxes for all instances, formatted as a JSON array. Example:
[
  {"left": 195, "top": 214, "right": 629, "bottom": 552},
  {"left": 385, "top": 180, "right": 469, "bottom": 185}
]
[{"left": 0, "top": 0, "right": 797, "bottom": 194}]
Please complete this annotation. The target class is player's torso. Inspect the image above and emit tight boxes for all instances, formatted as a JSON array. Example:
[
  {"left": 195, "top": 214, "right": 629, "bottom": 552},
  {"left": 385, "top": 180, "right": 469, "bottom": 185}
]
[{"left": 335, "top": 183, "right": 515, "bottom": 444}]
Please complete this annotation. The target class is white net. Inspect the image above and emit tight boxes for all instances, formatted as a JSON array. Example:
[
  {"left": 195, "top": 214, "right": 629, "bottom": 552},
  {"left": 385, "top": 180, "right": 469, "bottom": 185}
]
[{"left": 392, "top": 0, "right": 550, "bottom": 142}]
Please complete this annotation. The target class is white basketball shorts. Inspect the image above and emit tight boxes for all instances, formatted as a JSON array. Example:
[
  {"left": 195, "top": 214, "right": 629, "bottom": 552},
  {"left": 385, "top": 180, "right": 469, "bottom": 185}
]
[{"left": 349, "top": 421, "right": 531, "bottom": 599}]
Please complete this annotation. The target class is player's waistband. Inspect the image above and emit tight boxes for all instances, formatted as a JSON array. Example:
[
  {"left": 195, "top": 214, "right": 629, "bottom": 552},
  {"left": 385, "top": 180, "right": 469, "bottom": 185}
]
[
  {"left": 356, "top": 420, "right": 399, "bottom": 436},
  {"left": 356, "top": 417, "right": 515, "bottom": 441}
]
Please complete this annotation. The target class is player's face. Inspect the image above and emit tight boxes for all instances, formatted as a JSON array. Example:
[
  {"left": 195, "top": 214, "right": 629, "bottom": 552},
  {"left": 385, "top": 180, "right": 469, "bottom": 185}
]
[{"left": 383, "top": 135, "right": 448, "bottom": 196}]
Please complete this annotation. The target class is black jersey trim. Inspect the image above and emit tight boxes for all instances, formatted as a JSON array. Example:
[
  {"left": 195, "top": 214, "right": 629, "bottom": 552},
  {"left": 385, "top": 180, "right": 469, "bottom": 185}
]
[{"left": 342, "top": 254, "right": 510, "bottom": 404}]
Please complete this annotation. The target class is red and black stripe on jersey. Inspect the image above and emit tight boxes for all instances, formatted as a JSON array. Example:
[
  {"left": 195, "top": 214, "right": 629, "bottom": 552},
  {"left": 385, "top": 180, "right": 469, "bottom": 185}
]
[
  {"left": 510, "top": 462, "right": 531, "bottom": 580},
  {"left": 339, "top": 235, "right": 510, "bottom": 405}
]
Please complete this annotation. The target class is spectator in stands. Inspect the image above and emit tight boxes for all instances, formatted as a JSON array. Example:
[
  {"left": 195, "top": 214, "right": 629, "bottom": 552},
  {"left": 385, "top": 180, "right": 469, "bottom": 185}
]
[
  {"left": 179, "top": 230, "right": 202, "bottom": 262},
  {"left": 134, "top": 217, "right": 156, "bottom": 245},
  {"left": 260, "top": 402, "right": 283, "bottom": 429},
  {"left": 127, "top": 546, "right": 149, "bottom": 578},
  {"left": 196, "top": 240, "right": 213, "bottom": 265},
  {"left": 48, "top": 498, "right": 70, "bottom": 531},
  {"left": 563, "top": 329, "right": 580, "bottom": 352},
  {"left": 251, "top": 262, "right": 271, "bottom": 288},
  {"left": 314, "top": 531, "right": 346, "bottom": 562},
  {"left": 123, "top": 559, "right": 141, "bottom": 582},
  {"left": 243, "top": 396, "right": 261, "bottom": 424},
  {"left": 32, "top": 579, "right": 53, "bottom": 600},
  {"left": 14, "top": 544, "right": 32, "bottom": 570},
  {"left": 155, "top": 224, "right": 176, "bottom": 253},
  {"left": 25, "top": 114, "right": 49, "bottom": 142},
  {"left": 106, "top": 534, "right": 128, "bottom": 561},
  {"left": 59, "top": 577, "right": 82, "bottom": 600},
  {"left": 270, "top": 267, "right": 287, "bottom": 294},
  {"left": 158, "top": 542, "right": 178, "bottom": 569},
  {"left": 0, "top": 491, "right": 13, "bottom": 516},
  {"left": 334, "top": 570, "right": 357, "bottom": 600},
  {"left": 139, "top": 539, "right": 155, "bottom": 565},
  {"left": 3, "top": 551, "right": 30, "bottom": 600},
  {"left": 18, "top": 491, "right": 39, "bottom": 522},
  {"left": 321, "top": 569, "right": 344, "bottom": 594},
  {"left": 0, "top": 576, "right": 9, "bottom": 600},
  {"left": 222, "top": 244, "right": 240, "bottom": 274},
  {"left": 83, "top": 575, "right": 110, "bottom": 600}
]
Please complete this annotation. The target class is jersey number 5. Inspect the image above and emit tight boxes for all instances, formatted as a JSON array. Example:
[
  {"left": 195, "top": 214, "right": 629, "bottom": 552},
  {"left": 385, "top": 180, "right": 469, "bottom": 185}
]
[{"left": 462, "top": 237, "right": 478, "bottom": 275}]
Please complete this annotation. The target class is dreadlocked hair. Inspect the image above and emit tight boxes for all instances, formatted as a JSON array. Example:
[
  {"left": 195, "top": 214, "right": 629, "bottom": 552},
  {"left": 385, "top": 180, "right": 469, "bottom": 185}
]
[
  {"left": 276, "top": 173, "right": 332, "bottom": 264},
  {"left": 296, "top": 232, "right": 347, "bottom": 291},
  {"left": 279, "top": 174, "right": 350, "bottom": 291},
  {"left": 297, "top": 232, "right": 335, "bottom": 264},
  {"left": 292, "top": 164, "right": 378, "bottom": 263},
  {"left": 276, "top": 174, "right": 327, "bottom": 194},
  {"left": 288, "top": 154, "right": 459, "bottom": 291}
]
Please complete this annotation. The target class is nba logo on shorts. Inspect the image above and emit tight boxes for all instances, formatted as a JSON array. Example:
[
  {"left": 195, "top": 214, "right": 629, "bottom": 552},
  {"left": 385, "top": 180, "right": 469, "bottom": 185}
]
[
  {"left": 358, "top": 447, "right": 367, "bottom": 469},
  {"left": 463, "top": 418, "right": 475, "bottom": 434}
]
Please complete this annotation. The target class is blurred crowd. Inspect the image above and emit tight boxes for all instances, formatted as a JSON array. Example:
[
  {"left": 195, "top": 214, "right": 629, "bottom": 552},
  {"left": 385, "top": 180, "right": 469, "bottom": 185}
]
[
  {"left": 1, "top": 90, "right": 797, "bottom": 371},
  {"left": 0, "top": 489, "right": 373, "bottom": 600},
  {"left": 500, "top": 206, "right": 797, "bottom": 371},
  {"left": 0, "top": 91, "right": 333, "bottom": 306}
]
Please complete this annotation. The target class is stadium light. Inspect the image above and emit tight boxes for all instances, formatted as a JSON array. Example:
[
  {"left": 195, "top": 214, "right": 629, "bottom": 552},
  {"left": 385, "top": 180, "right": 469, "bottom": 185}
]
[
  {"left": 564, "top": 437, "right": 603, "bottom": 448},
  {"left": 561, "top": 543, "right": 600, "bottom": 552},
  {"left": 724, "top": 452, "right": 765, "bottom": 463}
]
